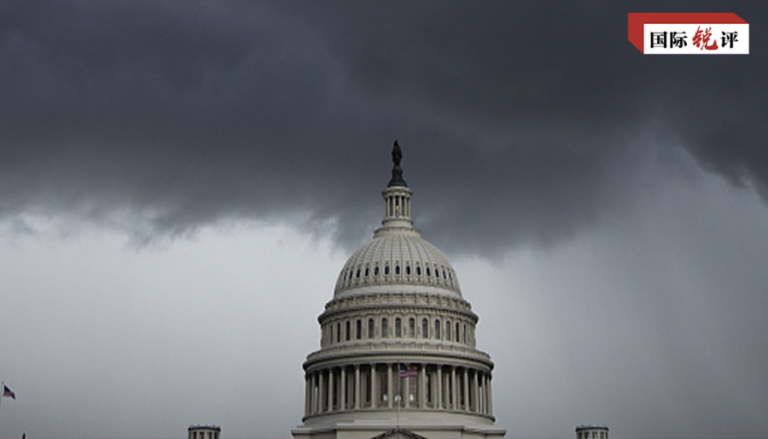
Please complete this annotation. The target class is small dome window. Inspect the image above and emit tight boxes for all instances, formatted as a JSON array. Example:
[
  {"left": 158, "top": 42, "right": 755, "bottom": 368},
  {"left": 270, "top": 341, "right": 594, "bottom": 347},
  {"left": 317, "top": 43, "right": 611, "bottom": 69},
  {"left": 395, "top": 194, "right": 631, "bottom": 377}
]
[
  {"left": 385, "top": 266, "right": 390, "bottom": 275},
  {"left": 395, "top": 264, "right": 400, "bottom": 275},
  {"left": 435, "top": 269, "right": 440, "bottom": 278},
  {"left": 365, "top": 267, "right": 369, "bottom": 277},
  {"left": 406, "top": 265, "right": 411, "bottom": 275},
  {"left": 356, "top": 269, "right": 360, "bottom": 278},
  {"left": 374, "top": 266, "right": 380, "bottom": 276},
  {"left": 443, "top": 270, "right": 447, "bottom": 279},
  {"left": 416, "top": 266, "right": 421, "bottom": 276},
  {"left": 426, "top": 267, "right": 431, "bottom": 276}
]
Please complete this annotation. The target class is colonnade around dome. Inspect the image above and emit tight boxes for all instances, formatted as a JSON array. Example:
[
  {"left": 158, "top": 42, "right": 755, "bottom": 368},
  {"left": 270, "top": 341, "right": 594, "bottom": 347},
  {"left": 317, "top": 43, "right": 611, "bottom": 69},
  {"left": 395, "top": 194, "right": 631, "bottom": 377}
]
[{"left": 303, "top": 363, "right": 494, "bottom": 420}]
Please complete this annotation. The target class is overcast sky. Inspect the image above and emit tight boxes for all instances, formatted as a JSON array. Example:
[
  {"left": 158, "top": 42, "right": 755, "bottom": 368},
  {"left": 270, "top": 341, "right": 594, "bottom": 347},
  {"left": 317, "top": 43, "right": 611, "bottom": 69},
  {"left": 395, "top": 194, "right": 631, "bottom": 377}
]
[{"left": 1, "top": 2, "right": 767, "bottom": 439}]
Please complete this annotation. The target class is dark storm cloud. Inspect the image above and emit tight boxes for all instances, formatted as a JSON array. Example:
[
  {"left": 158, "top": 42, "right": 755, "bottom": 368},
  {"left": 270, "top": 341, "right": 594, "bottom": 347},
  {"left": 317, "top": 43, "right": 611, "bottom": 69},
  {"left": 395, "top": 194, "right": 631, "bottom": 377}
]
[{"left": 1, "top": 1, "right": 766, "bottom": 253}]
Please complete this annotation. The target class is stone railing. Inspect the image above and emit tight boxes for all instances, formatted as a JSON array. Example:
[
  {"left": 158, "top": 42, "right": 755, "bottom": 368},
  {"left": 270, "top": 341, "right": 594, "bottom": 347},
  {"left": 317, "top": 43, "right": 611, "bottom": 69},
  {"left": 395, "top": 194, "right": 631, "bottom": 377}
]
[{"left": 305, "top": 340, "right": 492, "bottom": 364}]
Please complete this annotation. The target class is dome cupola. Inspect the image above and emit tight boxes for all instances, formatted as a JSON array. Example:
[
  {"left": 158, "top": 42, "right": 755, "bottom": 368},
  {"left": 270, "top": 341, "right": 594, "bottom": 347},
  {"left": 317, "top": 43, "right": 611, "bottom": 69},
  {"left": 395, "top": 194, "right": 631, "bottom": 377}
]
[{"left": 334, "top": 141, "right": 461, "bottom": 298}]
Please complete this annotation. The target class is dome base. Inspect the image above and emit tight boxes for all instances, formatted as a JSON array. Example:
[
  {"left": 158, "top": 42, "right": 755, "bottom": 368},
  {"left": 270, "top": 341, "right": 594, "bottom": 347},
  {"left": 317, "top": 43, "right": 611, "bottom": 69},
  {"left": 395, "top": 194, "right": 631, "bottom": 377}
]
[{"left": 293, "top": 410, "right": 506, "bottom": 439}]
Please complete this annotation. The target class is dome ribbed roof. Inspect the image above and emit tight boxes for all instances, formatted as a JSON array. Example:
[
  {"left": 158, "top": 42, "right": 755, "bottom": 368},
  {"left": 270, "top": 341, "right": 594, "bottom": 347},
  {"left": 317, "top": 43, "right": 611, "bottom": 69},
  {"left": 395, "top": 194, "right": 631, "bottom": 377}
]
[{"left": 334, "top": 228, "right": 461, "bottom": 298}]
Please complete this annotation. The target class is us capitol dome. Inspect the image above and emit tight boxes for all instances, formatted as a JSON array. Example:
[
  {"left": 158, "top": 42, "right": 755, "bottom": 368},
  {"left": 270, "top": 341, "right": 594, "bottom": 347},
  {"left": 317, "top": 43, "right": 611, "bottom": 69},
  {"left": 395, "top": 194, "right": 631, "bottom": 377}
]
[{"left": 292, "top": 142, "right": 507, "bottom": 439}]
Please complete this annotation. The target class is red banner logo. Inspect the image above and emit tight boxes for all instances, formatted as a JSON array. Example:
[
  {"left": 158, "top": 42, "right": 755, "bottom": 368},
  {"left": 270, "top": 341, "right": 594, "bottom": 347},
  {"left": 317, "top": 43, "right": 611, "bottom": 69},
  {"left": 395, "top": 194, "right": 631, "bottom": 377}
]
[{"left": 628, "top": 13, "right": 749, "bottom": 54}]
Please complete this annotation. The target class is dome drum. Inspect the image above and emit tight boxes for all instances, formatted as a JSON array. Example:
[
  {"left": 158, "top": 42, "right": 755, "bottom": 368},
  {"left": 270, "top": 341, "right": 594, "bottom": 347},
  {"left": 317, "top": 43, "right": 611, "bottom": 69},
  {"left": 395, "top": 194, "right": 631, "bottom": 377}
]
[
  {"left": 316, "top": 307, "right": 479, "bottom": 351},
  {"left": 301, "top": 361, "right": 498, "bottom": 423}
]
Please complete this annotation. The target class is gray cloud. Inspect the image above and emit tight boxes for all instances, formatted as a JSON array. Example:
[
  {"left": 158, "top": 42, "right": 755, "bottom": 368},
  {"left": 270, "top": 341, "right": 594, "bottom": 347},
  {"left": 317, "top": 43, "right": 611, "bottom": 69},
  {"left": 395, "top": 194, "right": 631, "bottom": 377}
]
[{"left": 1, "top": 1, "right": 766, "bottom": 255}]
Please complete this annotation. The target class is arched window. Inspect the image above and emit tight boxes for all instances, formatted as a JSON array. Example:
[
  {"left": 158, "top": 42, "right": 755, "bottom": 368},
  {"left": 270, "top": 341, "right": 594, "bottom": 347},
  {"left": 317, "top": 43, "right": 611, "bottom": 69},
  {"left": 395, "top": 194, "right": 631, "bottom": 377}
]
[
  {"left": 416, "top": 266, "right": 421, "bottom": 276},
  {"left": 356, "top": 319, "right": 362, "bottom": 339},
  {"left": 382, "top": 318, "right": 389, "bottom": 338},
  {"left": 464, "top": 324, "right": 468, "bottom": 344},
  {"left": 356, "top": 268, "right": 360, "bottom": 278},
  {"left": 455, "top": 322, "right": 460, "bottom": 342},
  {"left": 374, "top": 266, "right": 380, "bottom": 276},
  {"left": 422, "top": 318, "right": 429, "bottom": 338},
  {"left": 406, "top": 265, "right": 411, "bottom": 275},
  {"left": 385, "top": 266, "right": 390, "bottom": 275},
  {"left": 395, "top": 318, "right": 402, "bottom": 337},
  {"left": 409, "top": 318, "right": 415, "bottom": 337},
  {"left": 346, "top": 321, "right": 351, "bottom": 341},
  {"left": 446, "top": 321, "right": 451, "bottom": 341},
  {"left": 395, "top": 265, "right": 400, "bottom": 275},
  {"left": 365, "top": 267, "right": 369, "bottom": 277},
  {"left": 426, "top": 267, "right": 431, "bottom": 277},
  {"left": 336, "top": 322, "right": 341, "bottom": 343},
  {"left": 368, "top": 318, "right": 375, "bottom": 339},
  {"left": 434, "top": 319, "right": 441, "bottom": 339}
]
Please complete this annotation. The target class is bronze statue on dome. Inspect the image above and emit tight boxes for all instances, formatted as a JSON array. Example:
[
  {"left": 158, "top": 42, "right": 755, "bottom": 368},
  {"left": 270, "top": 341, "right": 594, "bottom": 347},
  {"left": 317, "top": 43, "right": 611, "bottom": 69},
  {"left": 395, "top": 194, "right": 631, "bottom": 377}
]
[{"left": 388, "top": 140, "right": 407, "bottom": 187}]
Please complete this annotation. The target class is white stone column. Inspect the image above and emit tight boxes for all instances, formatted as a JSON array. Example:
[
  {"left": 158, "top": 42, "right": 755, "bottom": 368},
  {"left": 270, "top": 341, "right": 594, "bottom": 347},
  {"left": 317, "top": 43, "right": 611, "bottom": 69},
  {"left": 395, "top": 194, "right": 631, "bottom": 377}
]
[
  {"left": 328, "top": 369, "right": 334, "bottom": 411},
  {"left": 387, "top": 363, "right": 394, "bottom": 408},
  {"left": 318, "top": 371, "right": 325, "bottom": 413},
  {"left": 436, "top": 366, "right": 443, "bottom": 409},
  {"left": 488, "top": 373, "right": 493, "bottom": 415},
  {"left": 451, "top": 366, "right": 458, "bottom": 410},
  {"left": 405, "top": 372, "right": 411, "bottom": 408},
  {"left": 371, "top": 364, "right": 378, "bottom": 409},
  {"left": 309, "top": 373, "right": 314, "bottom": 414},
  {"left": 355, "top": 365, "right": 361, "bottom": 409},
  {"left": 443, "top": 367, "right": 450, "bottom": 409},
  {"left": 463, "top": 368, "right": 469, "bottom": 411},
  {"left": 419, "top": 364, "right": 427, "bottom": 409},
  {"left": 478, "top": 371, "right": 484, "bottom": 414},
  {"left": 340, "top": 367, "right": 347, "bottom": 410}
]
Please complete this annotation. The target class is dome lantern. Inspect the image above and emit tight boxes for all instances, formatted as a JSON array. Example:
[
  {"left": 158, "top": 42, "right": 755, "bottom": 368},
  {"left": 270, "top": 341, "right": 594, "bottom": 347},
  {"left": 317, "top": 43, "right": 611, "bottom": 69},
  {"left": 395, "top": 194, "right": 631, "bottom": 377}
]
[{"left": 381, "top": 140, "right": 413, "bottom": 231}]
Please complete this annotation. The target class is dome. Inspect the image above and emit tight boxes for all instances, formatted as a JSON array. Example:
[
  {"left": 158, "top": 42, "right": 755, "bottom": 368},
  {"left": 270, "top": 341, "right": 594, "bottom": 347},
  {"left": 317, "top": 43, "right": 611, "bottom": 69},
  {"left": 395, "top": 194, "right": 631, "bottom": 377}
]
[
  {"left": 334, "top": 227, "right": 461, "bottom": 298},
  {"left": 295, "top": 142, "right": 505, "bottom": 439}
]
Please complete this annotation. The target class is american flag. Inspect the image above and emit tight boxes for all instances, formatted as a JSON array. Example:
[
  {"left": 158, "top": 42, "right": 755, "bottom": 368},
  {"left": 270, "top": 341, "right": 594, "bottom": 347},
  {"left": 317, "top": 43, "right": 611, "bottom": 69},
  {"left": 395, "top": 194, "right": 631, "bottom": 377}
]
[
  {"left": 398, "top": 364, "right": 417, "bottom": 378},
  {"left": 3, "top": 385, "right": 15, "bottom": 399}
]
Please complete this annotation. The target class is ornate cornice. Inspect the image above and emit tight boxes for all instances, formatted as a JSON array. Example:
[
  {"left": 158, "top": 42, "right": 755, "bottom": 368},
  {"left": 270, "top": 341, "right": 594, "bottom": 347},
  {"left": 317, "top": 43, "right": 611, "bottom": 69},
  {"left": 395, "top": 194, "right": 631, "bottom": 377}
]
[
  {"left": 321, "top": 291, "right": 477, "bottom": 321},
  {"left": 304, "top": 341, "right": 493, "bottom": 368}
]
